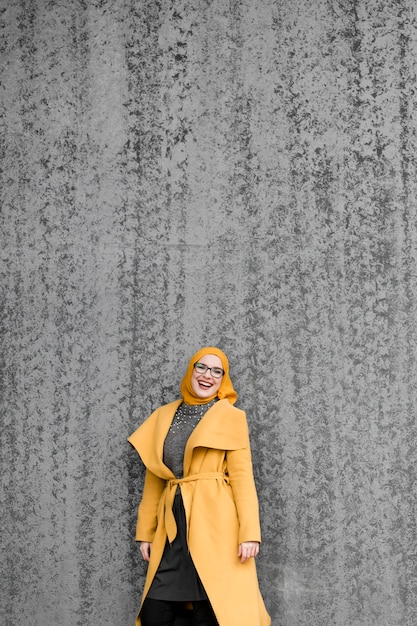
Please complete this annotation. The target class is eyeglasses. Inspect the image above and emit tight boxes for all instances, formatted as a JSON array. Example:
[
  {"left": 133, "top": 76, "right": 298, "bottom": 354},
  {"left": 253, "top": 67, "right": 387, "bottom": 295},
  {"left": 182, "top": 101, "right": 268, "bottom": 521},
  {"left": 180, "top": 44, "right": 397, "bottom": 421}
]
[{"left": 194, "top": 362, "right": 224, "bottom": 379}]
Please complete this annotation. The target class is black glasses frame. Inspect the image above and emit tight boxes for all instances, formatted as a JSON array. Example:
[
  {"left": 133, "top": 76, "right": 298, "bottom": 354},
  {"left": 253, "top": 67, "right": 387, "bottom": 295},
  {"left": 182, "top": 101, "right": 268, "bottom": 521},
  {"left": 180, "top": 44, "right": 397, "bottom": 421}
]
[{"left": 194, "top": 362, "right": 224, "bottom": 379}]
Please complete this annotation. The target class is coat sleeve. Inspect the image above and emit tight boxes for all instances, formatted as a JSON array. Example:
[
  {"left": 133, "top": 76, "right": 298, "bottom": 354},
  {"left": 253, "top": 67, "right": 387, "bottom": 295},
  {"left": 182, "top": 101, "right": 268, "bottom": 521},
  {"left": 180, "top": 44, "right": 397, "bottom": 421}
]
[
  {"left": 135, "top": 468, "right": 166, "bottom": 542},
  {"left": 226, "top": 414, "right": 262, "bottom": 545}
]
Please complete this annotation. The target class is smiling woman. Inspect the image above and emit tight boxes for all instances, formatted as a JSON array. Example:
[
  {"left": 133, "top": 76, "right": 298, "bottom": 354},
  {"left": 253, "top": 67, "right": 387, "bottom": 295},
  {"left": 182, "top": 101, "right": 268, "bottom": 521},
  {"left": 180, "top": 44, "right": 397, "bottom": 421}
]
[{"left": 128, "top": 347, "right": 270, "bottom": 626}]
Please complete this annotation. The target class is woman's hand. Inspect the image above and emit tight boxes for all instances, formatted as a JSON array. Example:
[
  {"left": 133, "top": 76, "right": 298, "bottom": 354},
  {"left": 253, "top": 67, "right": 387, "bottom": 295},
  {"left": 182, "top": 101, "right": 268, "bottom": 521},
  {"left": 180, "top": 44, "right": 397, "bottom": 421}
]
[
  {"left": 238, "top": 541, "right": 260, "bottom": 563},
  {"left": 139, "top": 541, "right": 152, "bottom": 562}
]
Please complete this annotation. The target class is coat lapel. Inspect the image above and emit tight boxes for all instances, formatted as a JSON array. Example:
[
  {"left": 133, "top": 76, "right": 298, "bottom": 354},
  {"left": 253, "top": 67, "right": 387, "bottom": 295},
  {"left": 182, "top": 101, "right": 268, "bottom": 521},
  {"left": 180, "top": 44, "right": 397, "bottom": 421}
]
[
  {"left": 128, "top": 399, "right": 181, "bottom": 478},
  {"left": 183, "top": 400, "right": 247, "bottom": 475},
  {"left": 130, "top": 399, "right": 247, "bottom": 479}
]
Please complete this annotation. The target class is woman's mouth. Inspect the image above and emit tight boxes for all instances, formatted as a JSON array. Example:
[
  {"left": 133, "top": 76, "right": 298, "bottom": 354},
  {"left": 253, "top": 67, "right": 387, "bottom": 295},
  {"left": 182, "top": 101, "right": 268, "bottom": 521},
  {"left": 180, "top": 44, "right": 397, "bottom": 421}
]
[{"left": 198, "top": 380, "right": 212, "bottom": 389}]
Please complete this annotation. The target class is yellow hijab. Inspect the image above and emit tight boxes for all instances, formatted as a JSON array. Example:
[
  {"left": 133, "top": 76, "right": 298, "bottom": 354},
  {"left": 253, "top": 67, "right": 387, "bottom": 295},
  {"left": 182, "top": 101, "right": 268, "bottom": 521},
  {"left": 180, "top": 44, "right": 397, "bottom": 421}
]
[{"left": 180, "top": 346, "right": 238, "bottom": 405}]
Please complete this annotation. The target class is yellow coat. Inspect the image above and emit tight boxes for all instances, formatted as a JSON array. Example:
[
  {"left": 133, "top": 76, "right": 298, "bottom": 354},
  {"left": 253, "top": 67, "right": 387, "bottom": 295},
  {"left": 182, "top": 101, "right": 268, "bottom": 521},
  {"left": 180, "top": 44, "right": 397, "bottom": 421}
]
[{"left": 128, "top": 399, "right": 270, "bottom": 626}]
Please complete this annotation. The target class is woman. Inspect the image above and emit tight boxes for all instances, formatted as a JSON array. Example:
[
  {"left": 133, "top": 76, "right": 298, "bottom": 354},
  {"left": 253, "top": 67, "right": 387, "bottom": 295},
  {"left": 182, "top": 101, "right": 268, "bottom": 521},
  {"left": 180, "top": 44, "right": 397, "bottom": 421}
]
[{"left": 128, "top": 347, "right": 270, "bottom": 626}]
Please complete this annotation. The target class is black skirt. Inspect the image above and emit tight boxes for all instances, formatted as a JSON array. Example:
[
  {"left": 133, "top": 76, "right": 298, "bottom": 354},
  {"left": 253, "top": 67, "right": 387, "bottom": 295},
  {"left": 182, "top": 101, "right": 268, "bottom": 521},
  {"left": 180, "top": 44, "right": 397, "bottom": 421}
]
[{"left": 146, "top": 491, "right": 208, "bottom": 601}]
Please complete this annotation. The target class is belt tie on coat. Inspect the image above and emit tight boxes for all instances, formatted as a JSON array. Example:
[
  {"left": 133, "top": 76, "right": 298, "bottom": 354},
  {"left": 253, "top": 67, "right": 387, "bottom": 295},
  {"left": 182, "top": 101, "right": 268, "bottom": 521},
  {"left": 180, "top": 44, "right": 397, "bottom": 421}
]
[{"left": 163, "top": 472, "right": 228, "bottom": 544}]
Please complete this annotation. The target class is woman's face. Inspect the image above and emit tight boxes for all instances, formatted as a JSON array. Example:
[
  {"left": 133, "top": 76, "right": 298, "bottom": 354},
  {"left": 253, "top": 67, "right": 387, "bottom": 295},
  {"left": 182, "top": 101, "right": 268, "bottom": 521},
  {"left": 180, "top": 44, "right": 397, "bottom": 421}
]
[{"left": 191, "top": 354, "right": 223, "bottom": 399}]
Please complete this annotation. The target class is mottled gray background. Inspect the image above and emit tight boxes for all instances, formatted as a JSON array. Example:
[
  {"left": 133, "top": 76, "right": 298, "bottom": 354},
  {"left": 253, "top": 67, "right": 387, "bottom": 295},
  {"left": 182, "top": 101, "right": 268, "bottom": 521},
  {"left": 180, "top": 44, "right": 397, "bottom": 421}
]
[{"left": 1, "top": 1, "right": 417, "bottom": 625}]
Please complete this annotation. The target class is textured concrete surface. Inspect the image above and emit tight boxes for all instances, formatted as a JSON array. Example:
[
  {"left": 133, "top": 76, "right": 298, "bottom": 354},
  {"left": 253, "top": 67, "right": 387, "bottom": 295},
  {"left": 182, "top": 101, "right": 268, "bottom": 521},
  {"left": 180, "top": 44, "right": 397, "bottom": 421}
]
[{"left": 2, "top": 1, "right": 417, "bottom": 625}]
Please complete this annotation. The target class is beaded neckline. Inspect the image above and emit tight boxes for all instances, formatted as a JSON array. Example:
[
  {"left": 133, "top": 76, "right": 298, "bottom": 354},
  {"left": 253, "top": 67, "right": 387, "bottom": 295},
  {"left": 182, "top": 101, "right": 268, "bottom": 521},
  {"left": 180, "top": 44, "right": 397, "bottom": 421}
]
[{"left": 168, "top": 398, "right": 217, "bottom": 434}]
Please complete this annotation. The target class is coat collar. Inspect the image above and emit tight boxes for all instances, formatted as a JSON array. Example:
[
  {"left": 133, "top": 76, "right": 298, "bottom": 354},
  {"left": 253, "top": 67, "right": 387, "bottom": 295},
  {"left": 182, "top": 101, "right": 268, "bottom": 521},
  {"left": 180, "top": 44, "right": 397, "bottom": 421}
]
[
  {"left": 128, "top": 399, "right": 247, "bottom": 478},
  {"left": 183, "top": 399, "right": 246, "bottom": 474},
  {"left": 128, "top": 400, "right": 179, "bottom": 478}
]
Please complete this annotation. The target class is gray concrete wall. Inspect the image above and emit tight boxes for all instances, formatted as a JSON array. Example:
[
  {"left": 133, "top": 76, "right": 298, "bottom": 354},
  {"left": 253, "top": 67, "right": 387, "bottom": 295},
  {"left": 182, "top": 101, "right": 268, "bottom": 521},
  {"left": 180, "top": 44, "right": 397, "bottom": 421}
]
[{"left": 2, "top": 1, "right": 417, "bottom": 625}]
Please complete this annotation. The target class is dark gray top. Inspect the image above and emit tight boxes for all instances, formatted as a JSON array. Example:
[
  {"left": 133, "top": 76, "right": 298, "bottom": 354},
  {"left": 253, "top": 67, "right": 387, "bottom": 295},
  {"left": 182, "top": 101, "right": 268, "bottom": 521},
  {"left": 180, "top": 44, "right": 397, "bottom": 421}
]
[
  {"left": 148, "top": 398, "right": 218, "bottom": 602},
  {"left": 163, "top": 399, "right": 217, "bottom": 478}
]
